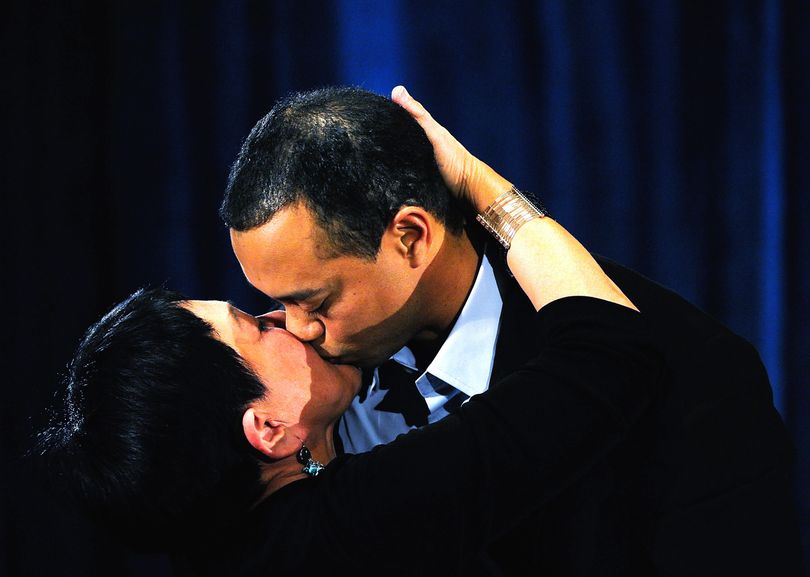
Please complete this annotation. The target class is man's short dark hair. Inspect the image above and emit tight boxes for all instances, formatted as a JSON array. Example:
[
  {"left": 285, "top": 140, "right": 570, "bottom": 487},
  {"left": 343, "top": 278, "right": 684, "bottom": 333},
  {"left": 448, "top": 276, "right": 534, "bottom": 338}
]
[
  {"left": 220, "top": 86, "right": 465, "bottom": 260},
  {"left": 37, "top": 289, "right": 267, "bottom": 551}
]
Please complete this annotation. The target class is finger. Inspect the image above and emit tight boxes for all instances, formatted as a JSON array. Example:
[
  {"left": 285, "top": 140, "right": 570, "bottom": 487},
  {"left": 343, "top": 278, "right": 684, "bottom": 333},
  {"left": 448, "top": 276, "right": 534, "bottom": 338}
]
[
  {"left": 391, "top": 85, "right": 430, "bottom": 120},
  {"left": 391, "top": 85, "right": 458, "bottom": 153}
]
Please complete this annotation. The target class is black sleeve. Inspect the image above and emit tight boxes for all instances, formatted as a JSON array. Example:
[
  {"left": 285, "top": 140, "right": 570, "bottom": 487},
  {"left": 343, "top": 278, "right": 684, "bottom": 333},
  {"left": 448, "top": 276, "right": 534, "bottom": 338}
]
[
  {"left": 297, "top": 296, "right": 663, "bottom": 574},
  {"left": 651, "top": 332, "right": 801, "bottom": 576}
]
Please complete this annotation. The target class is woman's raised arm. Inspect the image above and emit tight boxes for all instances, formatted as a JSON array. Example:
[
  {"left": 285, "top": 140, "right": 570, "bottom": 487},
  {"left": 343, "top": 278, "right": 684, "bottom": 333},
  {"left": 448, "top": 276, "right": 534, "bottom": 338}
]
[{"left": 392, "top": 85, "right": 636, "bottom": 313}]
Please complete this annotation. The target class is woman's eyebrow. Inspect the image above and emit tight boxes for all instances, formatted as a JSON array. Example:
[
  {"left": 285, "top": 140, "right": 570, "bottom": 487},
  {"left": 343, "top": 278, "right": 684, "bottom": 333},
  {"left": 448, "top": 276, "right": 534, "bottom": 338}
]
[{"left": 225, "top": 301, "right": 246, "bottom": 326}]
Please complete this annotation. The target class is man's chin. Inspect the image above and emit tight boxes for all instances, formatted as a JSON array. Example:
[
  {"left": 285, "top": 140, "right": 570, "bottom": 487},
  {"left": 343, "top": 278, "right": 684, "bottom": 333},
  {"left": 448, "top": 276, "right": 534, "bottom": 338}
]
[
  {"left": 318, "top": 346, "right": 395, "bottom": 369},
  {"left": 330, "top": 354, "right": 387, "bottom": 370}
]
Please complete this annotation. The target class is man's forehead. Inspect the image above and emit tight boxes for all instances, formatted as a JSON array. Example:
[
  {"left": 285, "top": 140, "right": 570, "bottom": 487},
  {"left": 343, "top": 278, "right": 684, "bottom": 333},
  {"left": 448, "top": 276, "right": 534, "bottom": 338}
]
[{"left": 232, "top": 205, "right": 324, "bottom": 265}]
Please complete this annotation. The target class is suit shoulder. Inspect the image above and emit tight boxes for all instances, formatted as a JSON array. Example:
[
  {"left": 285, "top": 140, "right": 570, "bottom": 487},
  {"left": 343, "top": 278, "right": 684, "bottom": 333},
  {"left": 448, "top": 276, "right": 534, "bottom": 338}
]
[{"left": 592, "top": 254, "right": 731, "bottom": 347}]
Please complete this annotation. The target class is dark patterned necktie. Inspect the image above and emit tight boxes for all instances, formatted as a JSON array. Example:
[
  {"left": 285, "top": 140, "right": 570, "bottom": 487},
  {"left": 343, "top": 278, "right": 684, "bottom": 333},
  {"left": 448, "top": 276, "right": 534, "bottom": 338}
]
[{"left": 374, "top": 360, "right": 430, "bottom": 427}]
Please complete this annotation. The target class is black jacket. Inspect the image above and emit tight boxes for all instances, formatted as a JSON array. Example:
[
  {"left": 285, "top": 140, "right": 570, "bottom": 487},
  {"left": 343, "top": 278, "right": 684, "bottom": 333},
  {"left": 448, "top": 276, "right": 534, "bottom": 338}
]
[{"left": 486, "top": 254, "right": 800, "bottom": 576}]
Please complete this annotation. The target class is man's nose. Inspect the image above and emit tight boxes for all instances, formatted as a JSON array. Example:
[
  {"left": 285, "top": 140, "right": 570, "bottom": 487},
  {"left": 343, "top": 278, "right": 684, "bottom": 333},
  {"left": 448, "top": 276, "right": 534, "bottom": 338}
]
[{"left": 284, "top": 308, "right": 325, "bottom": 342}]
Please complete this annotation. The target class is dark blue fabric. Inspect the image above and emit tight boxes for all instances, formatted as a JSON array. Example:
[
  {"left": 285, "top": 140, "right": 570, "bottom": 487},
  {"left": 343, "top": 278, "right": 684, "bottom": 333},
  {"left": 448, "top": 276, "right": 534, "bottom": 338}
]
[{"left": 3, "top": 2, "right": 807, "bottom": 574}]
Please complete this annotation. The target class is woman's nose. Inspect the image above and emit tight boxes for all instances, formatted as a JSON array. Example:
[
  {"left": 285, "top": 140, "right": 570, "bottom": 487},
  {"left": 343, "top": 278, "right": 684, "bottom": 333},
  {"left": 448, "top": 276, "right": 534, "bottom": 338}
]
[
  {"left": 256, "top": 309, "right": 286, "bottom": 329},
  {"left": 284, "top": 308, "right": 324, "bottom": 342}
]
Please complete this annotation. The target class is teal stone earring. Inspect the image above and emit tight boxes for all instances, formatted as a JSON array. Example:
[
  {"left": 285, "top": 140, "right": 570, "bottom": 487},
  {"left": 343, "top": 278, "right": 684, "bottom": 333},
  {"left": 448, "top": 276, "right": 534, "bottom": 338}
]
[{"left": 296, "top": 443, "right": 324, "bottom": 477}]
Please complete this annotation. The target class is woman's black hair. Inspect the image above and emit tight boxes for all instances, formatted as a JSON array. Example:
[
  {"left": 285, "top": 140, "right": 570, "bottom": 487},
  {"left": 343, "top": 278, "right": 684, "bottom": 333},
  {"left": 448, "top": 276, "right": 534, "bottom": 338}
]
[{"left": 37, "top": 288, "right": 267, "bottom": 551}]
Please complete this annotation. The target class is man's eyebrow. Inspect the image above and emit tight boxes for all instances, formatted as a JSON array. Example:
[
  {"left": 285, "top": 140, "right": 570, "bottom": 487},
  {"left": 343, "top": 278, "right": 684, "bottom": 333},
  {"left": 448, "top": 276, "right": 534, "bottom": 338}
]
[{"left": 273, "top": 288, "right": 322, "bottom": 303}]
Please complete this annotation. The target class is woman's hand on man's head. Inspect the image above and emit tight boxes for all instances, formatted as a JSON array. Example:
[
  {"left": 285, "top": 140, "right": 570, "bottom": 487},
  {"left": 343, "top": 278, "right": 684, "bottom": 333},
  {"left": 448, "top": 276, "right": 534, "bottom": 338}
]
[{"left": 391, "top": 85, "right": 513, "bottom": 213}]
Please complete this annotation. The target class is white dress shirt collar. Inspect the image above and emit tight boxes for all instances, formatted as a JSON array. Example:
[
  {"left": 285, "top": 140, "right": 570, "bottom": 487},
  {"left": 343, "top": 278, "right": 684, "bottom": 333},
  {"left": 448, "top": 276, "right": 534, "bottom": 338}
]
[{"left": 389, "top": 253, "right": 502, "bottom": 398}]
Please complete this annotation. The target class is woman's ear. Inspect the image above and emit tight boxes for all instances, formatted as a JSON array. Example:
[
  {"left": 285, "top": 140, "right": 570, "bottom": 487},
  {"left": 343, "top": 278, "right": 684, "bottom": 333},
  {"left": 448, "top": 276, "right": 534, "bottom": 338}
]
[{"left": 241, "top": 407, "right": 299, "bottom": 459}]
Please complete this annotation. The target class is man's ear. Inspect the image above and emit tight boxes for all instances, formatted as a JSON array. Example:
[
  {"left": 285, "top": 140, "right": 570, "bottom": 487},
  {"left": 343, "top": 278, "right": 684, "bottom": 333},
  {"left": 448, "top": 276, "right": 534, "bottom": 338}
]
[
  {"left": 387, "top": 206, "right": 434, "bottom": 266},
  {"left": 242, "top": 407, "right": 299, "bottom": 459}
]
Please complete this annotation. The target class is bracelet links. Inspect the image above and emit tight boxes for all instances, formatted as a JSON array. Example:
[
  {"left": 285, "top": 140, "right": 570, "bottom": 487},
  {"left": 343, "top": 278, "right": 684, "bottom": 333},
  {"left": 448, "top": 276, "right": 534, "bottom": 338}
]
[{"left": 475, "top": 186, "right": 548, "bottom": 250}]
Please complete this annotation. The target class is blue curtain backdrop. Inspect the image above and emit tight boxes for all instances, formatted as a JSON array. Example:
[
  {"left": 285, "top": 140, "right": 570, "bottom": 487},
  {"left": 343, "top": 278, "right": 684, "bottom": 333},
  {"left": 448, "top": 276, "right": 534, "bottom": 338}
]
[{"left": 2, "top": 1, "right": 807, "bottom": 574}]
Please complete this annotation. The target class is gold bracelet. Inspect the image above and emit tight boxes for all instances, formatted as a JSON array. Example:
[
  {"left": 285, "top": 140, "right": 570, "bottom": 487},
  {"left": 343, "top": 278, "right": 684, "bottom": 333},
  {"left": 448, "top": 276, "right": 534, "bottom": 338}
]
[{"left": 475, "top": 186, "right": 548, "bottom": 250}]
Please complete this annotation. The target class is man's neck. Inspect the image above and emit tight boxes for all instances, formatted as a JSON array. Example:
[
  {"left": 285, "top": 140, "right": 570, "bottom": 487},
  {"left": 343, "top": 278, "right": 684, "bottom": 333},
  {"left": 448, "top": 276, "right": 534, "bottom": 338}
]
[{"left": 408, "top": 230, "right": 482, "bottom": 371}]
